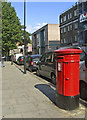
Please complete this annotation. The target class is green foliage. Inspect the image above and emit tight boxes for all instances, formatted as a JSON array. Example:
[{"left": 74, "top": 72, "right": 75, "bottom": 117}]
[
  {"left": 2, "top": 2, "right": 31, "bottom": 56},
  {"left": 20, "top": 25, "right": 31, "bottom": 45},
  {"left": 2, "top": 2, "right": 21, "bottom": 55},
  {"left": 25, "top": 31, "right": 31, "bottom": 44}
]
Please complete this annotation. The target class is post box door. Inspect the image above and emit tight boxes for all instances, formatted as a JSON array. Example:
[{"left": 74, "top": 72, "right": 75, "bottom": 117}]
[
  {"left": 56, "top": 56, "right": 64, "bottom": 95},
  {"left": 64, "top": 62, "right": 79, "bottom": 96}
]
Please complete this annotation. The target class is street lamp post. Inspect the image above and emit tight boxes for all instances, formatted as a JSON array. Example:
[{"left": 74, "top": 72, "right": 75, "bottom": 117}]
[{"left": 24, "top": 0, "right": 26, "bottom": 74}]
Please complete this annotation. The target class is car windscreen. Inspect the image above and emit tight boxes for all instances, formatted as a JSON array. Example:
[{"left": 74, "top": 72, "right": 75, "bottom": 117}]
[{"left": 31, "top": 56, "right": 41, "bottom": 61}]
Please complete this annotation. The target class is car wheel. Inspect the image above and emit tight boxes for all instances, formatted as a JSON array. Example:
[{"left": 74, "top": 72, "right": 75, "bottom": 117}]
[
  {"left": 36, "top": 69, "right": 40, "bottom": 76},
  {"left": 51, "top": 73, "right": 56, "bottom": 85},
  {"left": 80, "top": 81, "right": 87, "bottom": 101},
  {"left": 29, "top": 67, "right": 32, "bottom": 72}
]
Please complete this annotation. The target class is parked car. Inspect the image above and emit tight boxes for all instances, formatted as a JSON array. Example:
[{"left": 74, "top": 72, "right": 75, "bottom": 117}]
[
  {"left": 13, "top": 53, "right": 23, "bottom": 62},
  {"left": 79, "top": 53, "right": 87, "bottom": 101},
  {"left": 17, "top": 56, "right": 24, "bottom": 65},
  {"left": 36, "top": 46, "right": 87, "bottom": 99},
  {"left": 26, "top": 55, "right": 42, "bottom": 72},
  {"left": 36, "top": 51, "right": 56, "bottom": 84}
]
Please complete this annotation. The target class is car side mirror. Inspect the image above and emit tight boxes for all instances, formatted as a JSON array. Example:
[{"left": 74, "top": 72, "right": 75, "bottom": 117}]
[
  {"left": 85, "top": 54, "right": 87, "bottom": 68},
  {"left": 36, "top": 61, "right": 39, "bottom": 65},
  {"left": 36, "top": 61, "right": 41, "bottom": 65},
  {"left": 39, "top": 60, "right": 41, "bottom": 63}
]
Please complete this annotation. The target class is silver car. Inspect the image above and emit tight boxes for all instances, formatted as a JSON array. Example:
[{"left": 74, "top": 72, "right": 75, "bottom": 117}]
[{"left": 79, "top": 53, "right": 87, "bottom": 101}]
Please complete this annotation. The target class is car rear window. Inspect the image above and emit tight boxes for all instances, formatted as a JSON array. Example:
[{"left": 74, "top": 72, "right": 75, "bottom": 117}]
[
  {"left": 21, "top": 57, "right": 24, "bottom": 59},
  {"left": 20, "top": 56, "right": 24, "bottom": 59},
  {"left": 31, "top": 56, "right": 41, "bottom": 61}
]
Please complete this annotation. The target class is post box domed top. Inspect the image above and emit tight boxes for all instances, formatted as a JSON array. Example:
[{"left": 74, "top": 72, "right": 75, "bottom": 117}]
[{"left": 54, "top": 49, "right": 82, "bottom": 55}]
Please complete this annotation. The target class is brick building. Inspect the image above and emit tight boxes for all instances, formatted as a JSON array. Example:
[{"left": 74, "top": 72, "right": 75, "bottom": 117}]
[{"left": 60, "top": 3, "right": 79, "bottom": 46}]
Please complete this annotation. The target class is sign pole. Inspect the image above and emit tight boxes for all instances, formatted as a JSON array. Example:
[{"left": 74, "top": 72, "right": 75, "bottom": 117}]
[{"left": 24, "top": 0, "right": 26, "bottom": 74}]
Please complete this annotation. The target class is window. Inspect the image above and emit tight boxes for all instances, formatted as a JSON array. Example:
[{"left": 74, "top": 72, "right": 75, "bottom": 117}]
[
  {"left": 41, "top": 54, "right": 46, "bottom": 62},
  {"left": 68, "top": 26, "right": 70, "bottom": 31},
  {"left": 64, "top": 38, "right": 66, "bottom": 43},
  {"left": 79, "top": 3, "right": 82, "bottom": 14},
  {"left": 74, "top": 10, "right": 77, "bottom": 16},
  {"left": 64, "top": 16, "right": 66, "bottom": 21},
  {"left": 61, "top": 29, "right": 63, "bottom": 33},
  {"left": 75, "top": 35, "right": 78, "bottom": 41},
  {"left": 68, "top": 25, "right": 72, "bottom": 31},
  {"left": 70, "top": 25, "right": 72, "bottom": 30},
  {"left": 64, "top": 27, "right": 66, "bottom": 32},
  {"left": 37, "top": 34, "right": 38, "bottom": 39},
  {"left": 37, "top": 33, "right": 40, "bottom": 46},
  {"left": 68, "top": 14, "right": 70, "bottom": 19},
  {"left": 70, "top": 37, "right": 72, "bottom": 42},
  {"left": 74, "top": 23, "right": 78, "bottom": 29},
  {"left": 61, "top": 39, "right": 63, "bottom": 43},
  {"left": 61, "top": 18, "right": 63, "bottom": 23},
  {"left": 83, "top": 2, "right": 87, "bottom": 11},
  {"left": 51, "top": 53, "right": 55, "bottom": 63},
  {"left": 45, "top": 53, "right": 52, "bottom": 62},
  {"left": 70, "top": 13, "right": 72, "bottom": 18},
  {"left": 44, "top": 30, "right": 45, "bottom": 41}
]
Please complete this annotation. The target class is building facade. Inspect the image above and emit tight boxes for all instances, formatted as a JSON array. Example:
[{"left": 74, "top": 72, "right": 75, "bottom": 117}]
[
  {"left": 60, "top": 3, "right": 79, "bottom": 46},
  {"left": 32, "top": 24, "right": 60, "bottom": 55},
  {"left": 79, "top": 1, "right": 87, "bottom": 45}
]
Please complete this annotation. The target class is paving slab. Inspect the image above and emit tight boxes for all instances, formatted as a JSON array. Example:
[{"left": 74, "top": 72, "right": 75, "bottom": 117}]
[{"left": 2, "top": 62, "right": 87, "bottom": 118}]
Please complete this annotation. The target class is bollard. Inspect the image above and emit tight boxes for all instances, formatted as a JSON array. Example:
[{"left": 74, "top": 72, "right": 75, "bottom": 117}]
[{"left": 1, "top": 57, "right": 5, "bottom": 67}]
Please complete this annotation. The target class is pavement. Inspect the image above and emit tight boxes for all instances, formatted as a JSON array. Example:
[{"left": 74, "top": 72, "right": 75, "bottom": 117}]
[{"left": 1, "top": 62, "right": 87, "bottom": 118}]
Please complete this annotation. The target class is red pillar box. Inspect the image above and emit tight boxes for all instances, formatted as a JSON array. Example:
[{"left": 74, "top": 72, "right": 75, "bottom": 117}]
[{"left": 54, "top": 49, "right": 82, "bottom": 110}]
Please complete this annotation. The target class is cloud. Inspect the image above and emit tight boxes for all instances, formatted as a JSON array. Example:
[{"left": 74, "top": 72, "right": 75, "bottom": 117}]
[
  {"left": 26, "top": 25, "right": 33, "bottom": 33},
  {"left": 34, "top": 22, "right": 47, "bottom": 31},
  {"left": 34, "top": 26, "right": 41, "bottom": 29},
  {"left": 42, "top": 23, "right": 47, "bottom": 26},
  {"left": 37, "top": 23, "right": 41, "bottom": 26},
  {"left": 26, "top": 22, "right": 47, "bottom": 34}
]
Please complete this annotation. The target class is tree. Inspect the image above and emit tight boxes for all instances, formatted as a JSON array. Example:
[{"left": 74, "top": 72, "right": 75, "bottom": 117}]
[
  {"left": 20, "top": 25, "right": 31, "bottom": 45},
  {"left": 2, "top": 2, "right": 23, "bottom": 56}
]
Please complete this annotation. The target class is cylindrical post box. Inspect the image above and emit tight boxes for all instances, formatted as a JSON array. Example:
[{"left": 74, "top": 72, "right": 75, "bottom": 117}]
[{"left": 54, "top": 49, "right": 82, "bottom": 110}]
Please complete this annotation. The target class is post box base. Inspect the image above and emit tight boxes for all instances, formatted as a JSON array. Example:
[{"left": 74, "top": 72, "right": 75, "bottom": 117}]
[{"left": 56, "top": 92, "right": 79, "bottom": 111}]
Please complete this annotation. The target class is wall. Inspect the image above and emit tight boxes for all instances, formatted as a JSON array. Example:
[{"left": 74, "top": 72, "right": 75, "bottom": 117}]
[
  {"left": 48, "top": 24, "right": 60, "bottom": 41},
  {"left": 32, "top": 24, "right": 60, "bottom": 55},
  {"left": 60, "top": 4, "right": 79, "bottom": 46}
]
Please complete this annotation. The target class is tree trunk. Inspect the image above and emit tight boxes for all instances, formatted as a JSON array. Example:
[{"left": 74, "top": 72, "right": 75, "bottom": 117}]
[
  {"left": 8, "top": 49, "right": 9, "bottom": 57},
  {"left": 7, "top": 49, "right": 9, "bottom": 61}
]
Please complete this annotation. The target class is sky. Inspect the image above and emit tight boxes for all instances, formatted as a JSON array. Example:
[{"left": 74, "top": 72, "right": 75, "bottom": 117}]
[{"left": 10, "top": 2, "right": 76, "bottom": 33}]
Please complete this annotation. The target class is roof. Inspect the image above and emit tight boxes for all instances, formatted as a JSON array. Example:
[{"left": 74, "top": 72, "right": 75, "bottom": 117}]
[{"left": 60, "top": 3, "right": 78, "bottom": 16}]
